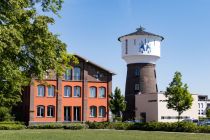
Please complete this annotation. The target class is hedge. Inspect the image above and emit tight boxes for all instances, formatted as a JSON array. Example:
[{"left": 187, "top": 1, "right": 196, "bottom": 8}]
[
  {"left": 0, "top": 121, "right": 25, "bottom": 130},
  {"left": 85, "top": 122, "right": 210, "bottom": 133}
]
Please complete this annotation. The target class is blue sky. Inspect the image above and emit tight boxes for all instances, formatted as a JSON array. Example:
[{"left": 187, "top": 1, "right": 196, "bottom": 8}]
[{"left": 48, "top": 0, "right": 210, "bottom": 96}]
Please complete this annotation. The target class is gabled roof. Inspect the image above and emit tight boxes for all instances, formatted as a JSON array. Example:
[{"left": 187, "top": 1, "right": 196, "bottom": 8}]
[
  {"left": 74, "top": 54, "right": 116, "bottom": 75},
  {"left": 118, "top": 26, "right": 164, "bottom": 41}
]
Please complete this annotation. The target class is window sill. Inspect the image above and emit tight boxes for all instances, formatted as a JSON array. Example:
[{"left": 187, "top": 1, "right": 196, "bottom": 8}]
[
  {"left": 98, "top": 116, "right": 106, "bottom": 118},
  {"left": 89, "top": 116, "right": 97, "bottom": 118},
  {"left": 72, "top": 96, "right": 81, "bottom": 98},
  {"left": 37, "top": 96, "right": 45, "bottom": 97},
  {"left": 36, "top": 116, "right": 44, "bottom": 118},
  {"left": 64, "top": 96, "right": 71, "bottom": 98},
  {"left": 46, "top": 116, "right": 55, "bottom": 118},
  {"left": 98, "top": 97, "right": 106, "bottom": 99},
  {"left": 47, "top": 96, "right": 55, "bottom": 98},
  {"left": 89, "top": 97, "right": 97, "bottom": 98}
]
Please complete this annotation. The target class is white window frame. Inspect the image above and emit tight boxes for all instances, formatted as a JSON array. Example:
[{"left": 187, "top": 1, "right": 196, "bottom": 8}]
[
  {"left": 64, "top": 86, "right": 71, "bottom": 97},
  {"left": 47, "top": 106, "right": 54, "bottom": 117},
  {"left": 99, "top": 87, "right": 106, "bottom": 98},
  {"left": 99, "top": 106, "right": 106, "bottom": 117},
  {"left": 48, "top": 86, "right": 55, "bottom": 97},
  {"left": 38, "top": 85, "right": 45, "bottom": 97},
  {"left": 90, "top": 106, "right": 97, "bottom": 117},
  {"left": 37, "top": 106, "right": 45, "bottom": 117},
  {"left": 90, "top": 87, "right": 97, "bottom": 98},
  {"left": 74, "top": 86, "right": 81, "bottom": 97}
]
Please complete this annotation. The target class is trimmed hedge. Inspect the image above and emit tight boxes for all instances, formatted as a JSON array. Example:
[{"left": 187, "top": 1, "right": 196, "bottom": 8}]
[
  {"left": 0, "top": 121, "right": 25, "bottom": 130},
  {"left": 28, "top": 123, "right": 87, "bottom": 130},
  {"left": 85, "top": 122, "right": 210, "bottom": 133},
  {"left": 64, "top": 123, "right": 86, "bottom": 130}
]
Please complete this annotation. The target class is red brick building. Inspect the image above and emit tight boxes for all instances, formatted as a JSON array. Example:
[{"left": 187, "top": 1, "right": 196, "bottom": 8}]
[{"left": 15, "top": 55, "right": 114, "bottom": 125}]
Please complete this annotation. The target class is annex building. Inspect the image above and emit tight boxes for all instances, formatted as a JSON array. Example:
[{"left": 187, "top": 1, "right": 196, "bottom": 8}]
[{"left": 15, "top": 54, "right": 115, "bottom": 125}]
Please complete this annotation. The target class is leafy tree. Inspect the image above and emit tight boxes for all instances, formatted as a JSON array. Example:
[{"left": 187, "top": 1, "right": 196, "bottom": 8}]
[
  {"left": 206, "top": 108, "right": 210, "bottom": 118},
  {"left": 165, "top": 71, "right": 193, "bottom": 122},
  {"left": 0, "top": 0, "right": 77, "bottom": 112},
  {"left": 109, "top": 87, "right": 126, "bottom": 121}
]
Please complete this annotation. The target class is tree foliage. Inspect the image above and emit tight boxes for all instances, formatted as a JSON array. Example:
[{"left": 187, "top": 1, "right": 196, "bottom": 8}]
[
  {"left": 165, "top": 71, "right": 193, "bottom": 121},
  {"left": 0, "top": 0, "right": 77, "bottom": 108},
  {"left": 109, "top": 87, "right": 126, "bottom": 120},
  {"left": 206, "top": 108, "right": 210, "bottom": 118}
]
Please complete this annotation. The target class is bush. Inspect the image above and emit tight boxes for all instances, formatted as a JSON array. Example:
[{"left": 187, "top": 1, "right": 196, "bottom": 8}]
[
  {"left": 85, "top": 122, "right": 110, "bottom": 129},
  {"left": 28, "top": 123, "right": 63, "bottom": 129},
  {"left": 0, "top": 107, "right": 12, "bottom": 121},
  {"left": 0, "top": 121, "right": 25, "bottom": 130},
  {"left": 63, "top": 123, "right": 86, "bottom": 130}
]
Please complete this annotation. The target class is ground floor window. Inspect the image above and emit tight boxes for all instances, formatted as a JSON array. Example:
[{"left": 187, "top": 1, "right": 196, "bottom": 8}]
[
  {"left": 99, "top": 106, "right": 106, "bottom": 117},
  {"left": 37, "top": 106, "right": 45, "bottom": 117},
  {"left": 47, "top": 106, "right": 55, "bottom": 117},
  {"left": 64, "top": 106, "right": 71, "bottom": 121},
  {"left": 90, "top": 106, "right": 97, "bottom": 117}
]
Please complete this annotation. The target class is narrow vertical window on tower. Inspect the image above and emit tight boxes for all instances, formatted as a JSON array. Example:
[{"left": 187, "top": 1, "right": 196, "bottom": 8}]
[
  {"left": 125, "top": 39, "right": 128, "bottom": 54},
  {"left": 135, "top": 68, "right": 140, "bottom": 76},
  {"left": 134, "top": 39, "right": 136, "bottom": 45},
  {"left": 135, "top": 84, "right": 140, "bottom": 91}
]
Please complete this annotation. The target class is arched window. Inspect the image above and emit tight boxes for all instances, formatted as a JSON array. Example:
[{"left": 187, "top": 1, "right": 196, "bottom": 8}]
[
  {"left": 99, "top": 87, "right": 106, "bottom": 98},
  {"left": 90, "top": 87, "right": 97, "bottom": 98},
  {"left": 99, "top": 106, "right": 106, "bottom": 117},
  {"left": 48, "top": 86, "right": 55, "bottom": 97},
  {"left": 90, "top": 106, "right": 97, "bottom": 117},
  {"left": 64, "top": 69, "right": 72, "bottom": 80},
  {"left": 37, "top": 105, "right": 45, "bottom": 117},
  {"left": 38, "top": 85, "right": 45, "bottom": 97},
  {"left": 64, "top": 86, "right": 71, "bottom": 97},
  {"left": 74, "top": 86, "right": 81, "bottom": 97},
  {"left": 74, "top": 67, "right": 81, "bottom": 80},
  {"left": 47, "top": 105, "right": 55, "bottom": 117}
]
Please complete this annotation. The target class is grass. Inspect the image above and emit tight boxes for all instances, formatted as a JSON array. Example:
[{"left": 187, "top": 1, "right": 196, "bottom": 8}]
[{"left": 0, "top": 129, "right": 210, "bottom": 140}]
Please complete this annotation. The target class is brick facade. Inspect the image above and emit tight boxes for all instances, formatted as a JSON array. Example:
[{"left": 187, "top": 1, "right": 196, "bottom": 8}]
[{"left": 14, "top": 55, "right": 114, "bottom": 125}]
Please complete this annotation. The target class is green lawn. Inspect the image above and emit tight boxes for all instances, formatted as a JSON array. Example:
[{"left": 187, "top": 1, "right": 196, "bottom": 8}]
[{"left": 0, "top": 129, "right": 210, "bottom": 140}]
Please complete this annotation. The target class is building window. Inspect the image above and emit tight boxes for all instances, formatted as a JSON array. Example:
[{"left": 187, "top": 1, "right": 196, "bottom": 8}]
[
  {"left": 99, "top": 87, "right": 106, "bottom": 98},
  {"left": 134, "top": 68, "right": 140, "bottom": 76},
  {"left": 47, "top": 106, "right": 55, "bottom": 117},
  {"left": 90, "top": 106, "right": 97, "bottom": 117},
  {"left": 64, "top": 86, "right": 71, "bottom": 97},
  {"left": 201, "top": 103, "right": 203, "bottom": 108},
  {"left": 201, "top": 110, "right": 204, "bottom": 115},
  {"left": 64, "top": 69, "right": 72, "bottom": 80},
  {"left": 198, "top": 110, "right": 200, "bottom": 115},
  {"left": 37, "top": 106, "right": 45, "bottom": 117},
  {"left": 135, "top": 84, "right": 140, "bottom": 91},
  {"left": 134, "top": 39, "right": 136, "bottom": 45},
  {"left": 74, "top": 67, "right": 81, "bottom": 80},
  {"left": 38, "top": 85, "right": 45, "bottom": 97},
  {"left": 99, "top": 106, "right": 106, "bottom": 117},
  {"left": 198, "top": 103, "right": 200, "bottom": 108},
  {"left": 125, "top": 39, "right": 128, "bottom": 54},
  {"left": 74, "top": 86, "right": 81, "bottom": 97},
  {"left": 90, "top": 87, "right": 97, "bottom": 98},
  {"left": 48, "top": 86, "right": 55, "bottom": 97}
]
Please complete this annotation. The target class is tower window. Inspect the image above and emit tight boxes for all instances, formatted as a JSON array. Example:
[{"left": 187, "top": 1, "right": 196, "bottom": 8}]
[
  {"left": 135, "top": 84, "right": 140, "bottom": 91},
  {"left": 125, "top": 39, "right": 128, "bottom": 54},
  {"left": 134, "top": 39, "right": 136, "bottom": 45},
  {"left": 134, "top": 68, "right": 140, "bottom": 76}
]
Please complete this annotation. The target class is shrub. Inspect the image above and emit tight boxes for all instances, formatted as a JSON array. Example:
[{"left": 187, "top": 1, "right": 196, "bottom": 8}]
[
  {"left": 28, "top": 123, "right": 63, "bottom": 129},
  {"left": 0, "top": 107, "right": 12, "bottom": 121},
  {"left": 85, "top": 122, "right": 110, "bottom": 129},
  {"left": 0, "top": 121, "right": 25, "bottom": 130},
  {"left": 63, "top": 123, "right": 86, "bottom": 130}
]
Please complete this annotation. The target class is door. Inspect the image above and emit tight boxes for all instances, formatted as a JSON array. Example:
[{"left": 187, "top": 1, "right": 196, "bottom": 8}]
[
  {"left": 73, "top": 107, "right": 81, "bottom": 121},
  {"left": 64, "top": 106, "right": 71, "bottom": 121}
]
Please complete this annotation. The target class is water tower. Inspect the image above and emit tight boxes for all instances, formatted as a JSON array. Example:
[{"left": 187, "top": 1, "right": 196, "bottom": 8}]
[{"left": 118, "top": 27, "right": 164, "bottom": 120}]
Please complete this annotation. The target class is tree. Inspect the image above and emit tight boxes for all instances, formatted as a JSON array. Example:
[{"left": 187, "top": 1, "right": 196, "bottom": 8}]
[
  {"left": 206, "top": 108, "right": 210, "bottom": 118},
  {"left": 109, "top": 87, "right": 126, "bottom": 121},
  {"left": 165, "top": 71, "right": 193, "bottom": 122},
  {"left": 0, "top": 0, "right": 77, "bottom": 114}
]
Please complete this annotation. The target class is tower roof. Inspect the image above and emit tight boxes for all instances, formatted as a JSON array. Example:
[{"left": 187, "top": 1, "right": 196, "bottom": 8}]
[{"left": 118, "top": 26, "right": 164, "bottom": 41}]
